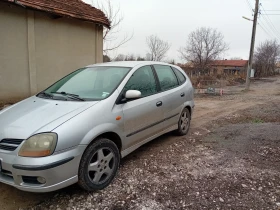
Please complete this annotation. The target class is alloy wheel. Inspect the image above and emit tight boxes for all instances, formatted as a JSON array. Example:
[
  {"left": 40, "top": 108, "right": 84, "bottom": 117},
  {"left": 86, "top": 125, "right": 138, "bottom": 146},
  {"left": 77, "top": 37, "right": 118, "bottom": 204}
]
[
  {"left": 88, "top": 147, "right": 115, "bottom": 184},
  {"left": 180, "top": 111, "right": 189, "bottom": 132}
]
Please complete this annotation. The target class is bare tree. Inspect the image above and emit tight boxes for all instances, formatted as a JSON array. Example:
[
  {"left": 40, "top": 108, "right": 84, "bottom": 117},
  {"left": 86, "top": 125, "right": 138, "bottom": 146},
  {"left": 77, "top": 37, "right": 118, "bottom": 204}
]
[
  {"left": 91, "top": 0, "right": 133, "bottom": 54},
  {"left": 145, "top": 53, "right": 152, "bottom": 61},
  {"left": 136, "top": 55, "right": 145, "bottom": 61},
  {"left": 103, "top": 55, "right": 111, "bottom": 62},
  {"left": 254, "top": 40, "right": 280, "bottom": 77},
  {"left": 114, "top": 53, "right": 139, "bottom": 61},
  {"left": 168, "top": 59, "right": 176, "bottom": 65},
  {"left": 146, "top": 35, "right": 171, "bottom": 61},
  {"left": 164, "top": 58, "right": 176, "bottom": 65},
  {"left": 124, "top": 54, "right": 136, "bottom": 61},
  {"left": 114, "top": 54, "right": 125, "bottom": 61},
  {"left": 179, "top": 27, "right": 228, "bottom": 73}
]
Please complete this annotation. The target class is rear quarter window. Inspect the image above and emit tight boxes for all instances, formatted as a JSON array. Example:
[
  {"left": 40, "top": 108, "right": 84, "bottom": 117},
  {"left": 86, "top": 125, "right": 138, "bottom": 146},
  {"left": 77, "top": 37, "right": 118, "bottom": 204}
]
[
  {"left": 153, "top": 65, "right": 179, "bottom": 91},
  {"left": 172, "top": 67, "right": 186, "bottom": 85}
]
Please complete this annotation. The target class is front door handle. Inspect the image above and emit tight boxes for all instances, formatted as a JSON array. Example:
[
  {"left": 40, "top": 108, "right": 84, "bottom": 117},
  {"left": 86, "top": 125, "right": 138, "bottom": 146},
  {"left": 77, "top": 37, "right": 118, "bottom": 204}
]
[
  {"left": 156, "top": 101, "right": 163, "bottom": 107},
  {"left": 180, "top": 93, "right": 185, "bottom": 97}
]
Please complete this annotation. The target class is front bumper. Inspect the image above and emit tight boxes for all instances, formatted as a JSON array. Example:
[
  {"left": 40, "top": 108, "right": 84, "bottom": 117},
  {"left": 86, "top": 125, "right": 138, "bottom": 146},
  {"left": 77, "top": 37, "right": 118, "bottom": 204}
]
[{"left": 0, "top": 145, "right": 86, "bottom": 192}]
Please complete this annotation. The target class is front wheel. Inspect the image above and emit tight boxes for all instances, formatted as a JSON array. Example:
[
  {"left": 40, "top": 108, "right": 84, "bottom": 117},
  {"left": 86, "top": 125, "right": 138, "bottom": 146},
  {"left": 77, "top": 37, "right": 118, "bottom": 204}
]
[
  {"left": 78, "top": 138, "right": 120, "bottom": 191},
  {"left": 175, "top": 108, "right": 191, "bottom": 136}
]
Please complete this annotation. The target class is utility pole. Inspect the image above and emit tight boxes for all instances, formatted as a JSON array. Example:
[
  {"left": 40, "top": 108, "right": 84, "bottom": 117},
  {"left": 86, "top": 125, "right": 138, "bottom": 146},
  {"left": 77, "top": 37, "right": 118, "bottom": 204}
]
[{"left": 245, "top": 0, "right": 259, "bottom": 90}]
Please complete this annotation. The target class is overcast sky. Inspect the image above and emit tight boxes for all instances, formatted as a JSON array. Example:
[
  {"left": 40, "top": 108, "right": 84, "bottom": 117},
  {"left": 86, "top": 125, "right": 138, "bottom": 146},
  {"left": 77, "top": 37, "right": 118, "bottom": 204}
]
[{"left": 84, "top": 0, "right": 280, "bottom": 62}]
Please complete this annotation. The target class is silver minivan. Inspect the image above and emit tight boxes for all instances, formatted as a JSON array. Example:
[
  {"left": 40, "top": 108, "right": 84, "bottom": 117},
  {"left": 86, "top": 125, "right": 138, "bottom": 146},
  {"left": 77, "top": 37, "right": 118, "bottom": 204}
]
[{"left": 0, "top": 61, "right": 194, "bottom": 192}]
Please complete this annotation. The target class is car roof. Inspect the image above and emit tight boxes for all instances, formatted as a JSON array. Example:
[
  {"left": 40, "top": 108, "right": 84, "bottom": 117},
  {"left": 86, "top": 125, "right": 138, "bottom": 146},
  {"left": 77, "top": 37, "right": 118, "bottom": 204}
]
[{"left": 86, "top": 61, "right": 173, "bottom": 68}]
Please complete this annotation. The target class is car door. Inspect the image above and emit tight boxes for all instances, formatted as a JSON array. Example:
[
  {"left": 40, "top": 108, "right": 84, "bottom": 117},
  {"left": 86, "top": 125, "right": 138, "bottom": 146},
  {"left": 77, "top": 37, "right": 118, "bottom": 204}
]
[
  {"left": 120, "top": 65, "right": 164, "bottom": 149},
  {"left": 153, "top": 65, "right": 186, "bottom": 129}
]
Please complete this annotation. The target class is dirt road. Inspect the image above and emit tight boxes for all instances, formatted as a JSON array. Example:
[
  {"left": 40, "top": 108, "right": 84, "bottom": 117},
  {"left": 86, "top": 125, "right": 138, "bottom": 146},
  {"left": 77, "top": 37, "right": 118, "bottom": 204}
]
[{"left": 1, "top": 76, "right": 280, "bottom": 210}]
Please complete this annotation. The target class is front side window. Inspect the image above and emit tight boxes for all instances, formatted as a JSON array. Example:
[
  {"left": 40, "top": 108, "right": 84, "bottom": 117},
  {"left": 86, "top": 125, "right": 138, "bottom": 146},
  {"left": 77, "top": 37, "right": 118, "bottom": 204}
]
[
  {"left": 40, "top": 66, "right": 130, "bottom": 101},
  {"left": 153, "top": 65, "right": 179, "bottom": 91},
  {"left": 124, "top": 66, "right": 157, "bottom": 98}
]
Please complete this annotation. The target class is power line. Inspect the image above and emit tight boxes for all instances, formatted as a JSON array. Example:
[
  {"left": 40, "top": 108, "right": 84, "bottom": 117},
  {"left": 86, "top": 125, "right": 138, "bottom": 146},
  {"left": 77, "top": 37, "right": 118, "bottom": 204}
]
[
  {"left": 260, "top": 3, "right": 280, "bottom": 41},
  {"left": 259, "top": 15, "right": 280, "bottom": 39},
  {"left": 245, "top": 0, "right": 254, "bottom": 13},
  {"left": 258, "top": 24, "right": 271, "bottom": 37},
  {"left": 258, "top": 21, "right": 275, "bottom": 39},
  {"left": 259, "top": 14, "right": 280, "bottom": 37},
  {"left": 258, "top": 20, "right": 273, "bottom": 37},
  {"left": 260, "top": 13, "right": 280, "bottom": 35},
  {"left": 258, "top": 18, "right": 280, "bottom": 42},
  {"left": 244, "top": 0, "right": 279, "bottom": 41},
  {"left": 243, "top": 0, "right": 279, "bottom": 90}
]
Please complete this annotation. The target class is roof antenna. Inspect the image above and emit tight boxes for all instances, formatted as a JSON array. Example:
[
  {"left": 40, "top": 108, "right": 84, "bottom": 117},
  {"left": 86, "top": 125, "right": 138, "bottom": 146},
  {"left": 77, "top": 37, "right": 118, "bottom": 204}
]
[{"left": 14, "top": 0, "right": 25, "bottom": 8}]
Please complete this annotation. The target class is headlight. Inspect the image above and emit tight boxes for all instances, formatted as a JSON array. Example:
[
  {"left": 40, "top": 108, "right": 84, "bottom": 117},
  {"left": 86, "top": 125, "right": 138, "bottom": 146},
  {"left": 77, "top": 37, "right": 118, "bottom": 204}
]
[{"left": 18, "top": 133, "right": 57, "bottom": 157}]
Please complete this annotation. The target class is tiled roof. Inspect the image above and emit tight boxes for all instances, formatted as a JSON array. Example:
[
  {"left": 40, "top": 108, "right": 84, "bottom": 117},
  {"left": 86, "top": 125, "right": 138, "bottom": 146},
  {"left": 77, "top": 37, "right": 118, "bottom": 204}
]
[
  {"left": 4, "top": 0, "right": 110, "bottom": 28},
  {"left": 211, "top": 60, "right": 248, "bottom": 67}
]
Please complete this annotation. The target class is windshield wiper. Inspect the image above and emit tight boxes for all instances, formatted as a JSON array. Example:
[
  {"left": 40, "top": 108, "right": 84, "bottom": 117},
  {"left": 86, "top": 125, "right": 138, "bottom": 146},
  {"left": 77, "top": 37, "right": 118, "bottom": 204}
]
[
  {"left": 37, "top": 92, "right": 53, "bottom": 98},
  {"left": 51, "top": 92, "right": 85, "bottom": 101}
]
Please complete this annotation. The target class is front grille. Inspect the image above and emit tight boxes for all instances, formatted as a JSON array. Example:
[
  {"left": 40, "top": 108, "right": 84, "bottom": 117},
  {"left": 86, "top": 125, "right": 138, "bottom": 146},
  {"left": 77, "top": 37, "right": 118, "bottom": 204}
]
[
  {"left": 0, "top": 139, "right": 24, "bottom": 151},
  {"left": 1, "top": 169, "right": 13, "bottom": 178},
  {"left": 0, "top": 168, "right": 14, "bottom": 182}
]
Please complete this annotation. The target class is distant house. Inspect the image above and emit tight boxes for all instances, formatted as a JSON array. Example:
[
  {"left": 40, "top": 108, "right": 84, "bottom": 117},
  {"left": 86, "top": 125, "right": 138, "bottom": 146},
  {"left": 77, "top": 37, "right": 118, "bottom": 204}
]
[
  {"left": 179, "top": 60, "right": 249, "bottom": 77},
  {"left": 211, "top": 60, "right": 249, "bottom": 76},
  {"left": 0, "top": 0, "right": 110, "bottom": 101},
  {"left": 178, "top": 62, "right": 196, "bottom": 77}
]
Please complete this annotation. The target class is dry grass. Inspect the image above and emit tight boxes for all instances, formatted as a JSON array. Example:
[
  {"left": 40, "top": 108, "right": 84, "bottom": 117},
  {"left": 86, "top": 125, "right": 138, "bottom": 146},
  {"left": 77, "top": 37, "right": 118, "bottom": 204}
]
[{"left": 190, "top": 75, "right": 246, "bottom": 88}]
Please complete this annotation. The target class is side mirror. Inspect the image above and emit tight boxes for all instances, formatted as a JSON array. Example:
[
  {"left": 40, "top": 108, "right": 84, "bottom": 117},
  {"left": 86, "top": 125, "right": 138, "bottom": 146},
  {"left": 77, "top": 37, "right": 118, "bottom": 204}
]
[{"left": 125, "top": 90, "right": 141, "bottom": 99}]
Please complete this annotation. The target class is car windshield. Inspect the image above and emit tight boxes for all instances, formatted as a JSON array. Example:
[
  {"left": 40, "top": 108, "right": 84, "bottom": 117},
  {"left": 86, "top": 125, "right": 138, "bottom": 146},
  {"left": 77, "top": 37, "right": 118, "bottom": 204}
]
[{"left": 38, "top": 66, "right": 131, "bottom": 101}]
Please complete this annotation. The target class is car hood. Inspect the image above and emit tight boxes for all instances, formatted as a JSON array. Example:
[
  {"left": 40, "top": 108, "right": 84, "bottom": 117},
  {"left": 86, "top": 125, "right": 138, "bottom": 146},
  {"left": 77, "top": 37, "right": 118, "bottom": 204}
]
[{"left": 0, "top": 96, "right": 99, "bottom": 140}]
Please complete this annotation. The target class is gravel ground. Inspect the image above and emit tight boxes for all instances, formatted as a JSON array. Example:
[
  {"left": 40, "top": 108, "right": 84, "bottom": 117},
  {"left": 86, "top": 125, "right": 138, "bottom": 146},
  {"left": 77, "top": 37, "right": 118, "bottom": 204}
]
[
  {"left": 29, "top": 107, "right": 280, "bottom": 210},
  {"left": 1, "top": 76, "right": 280, "bottom": 210}
]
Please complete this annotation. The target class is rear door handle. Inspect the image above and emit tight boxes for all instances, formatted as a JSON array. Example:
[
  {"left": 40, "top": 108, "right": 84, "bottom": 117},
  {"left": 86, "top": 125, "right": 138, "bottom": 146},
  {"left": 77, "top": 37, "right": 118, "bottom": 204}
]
[
  {"left": 156, "top": 101, "right": 163, "bottom": 107},
  {"left": 180, "top": 93, "right": 185, "bottom": 97}
]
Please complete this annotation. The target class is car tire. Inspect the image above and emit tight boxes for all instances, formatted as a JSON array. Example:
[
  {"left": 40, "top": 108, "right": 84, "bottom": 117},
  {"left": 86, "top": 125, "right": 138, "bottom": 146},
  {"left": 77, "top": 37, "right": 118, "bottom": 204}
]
[
  {"left": 175, "top": 108, "right": 191, "bottom": 136},
  {"left": 78, "top": 138, "right": 120, "bottom": 191}
]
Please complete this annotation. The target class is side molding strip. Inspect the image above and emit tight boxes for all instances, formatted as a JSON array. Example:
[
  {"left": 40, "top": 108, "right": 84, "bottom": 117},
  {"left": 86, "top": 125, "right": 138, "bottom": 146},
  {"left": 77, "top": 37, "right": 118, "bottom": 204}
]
[
  {"left": 13, "top": 157, "right": 74, "bottom": 171},
  {"left": 126, "top": 113, "right": 179, "bottom": 137}
]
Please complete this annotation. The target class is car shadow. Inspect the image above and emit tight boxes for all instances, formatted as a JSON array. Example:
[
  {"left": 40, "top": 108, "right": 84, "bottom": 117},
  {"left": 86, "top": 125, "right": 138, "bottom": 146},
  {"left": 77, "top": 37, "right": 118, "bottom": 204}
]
[
  {"left": 0, "top": 182, "right": 56, "bottom": 210},
  {"left": 120, "top": 131, "right": 185, "bottom": 165}
]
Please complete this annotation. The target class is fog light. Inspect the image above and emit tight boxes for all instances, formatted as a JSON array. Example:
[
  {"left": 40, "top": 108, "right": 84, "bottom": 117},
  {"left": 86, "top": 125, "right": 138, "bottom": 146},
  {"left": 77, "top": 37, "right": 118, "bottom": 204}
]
[{"left": 37, "top": 177, "right": 46, "bottom": 184}]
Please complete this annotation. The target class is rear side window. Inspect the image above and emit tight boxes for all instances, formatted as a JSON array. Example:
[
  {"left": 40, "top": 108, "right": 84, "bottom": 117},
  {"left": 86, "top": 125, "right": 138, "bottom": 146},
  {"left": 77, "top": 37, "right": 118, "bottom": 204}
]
[
  {"left": 153, "top": 65, "right": 179, "bottom": 91},
  {"left": 172, "top": 67, "right": 186, "bottom": 84}
]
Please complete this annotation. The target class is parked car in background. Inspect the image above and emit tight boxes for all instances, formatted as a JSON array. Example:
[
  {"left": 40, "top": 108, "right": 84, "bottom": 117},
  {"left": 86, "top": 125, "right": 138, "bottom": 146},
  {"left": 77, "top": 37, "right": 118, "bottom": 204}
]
[{"left": 0, "top": 61, "right": 194, "bottom": 192}]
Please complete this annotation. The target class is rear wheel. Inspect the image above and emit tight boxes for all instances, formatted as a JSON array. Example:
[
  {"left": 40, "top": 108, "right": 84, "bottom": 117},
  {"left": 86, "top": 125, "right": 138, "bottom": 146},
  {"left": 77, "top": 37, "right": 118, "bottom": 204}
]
[
  {"left": 175, "top": 108, "right": 191, "bottom": 136},
  {"left": 78, "top": 138, "right": 120, "bottom": 191}
]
